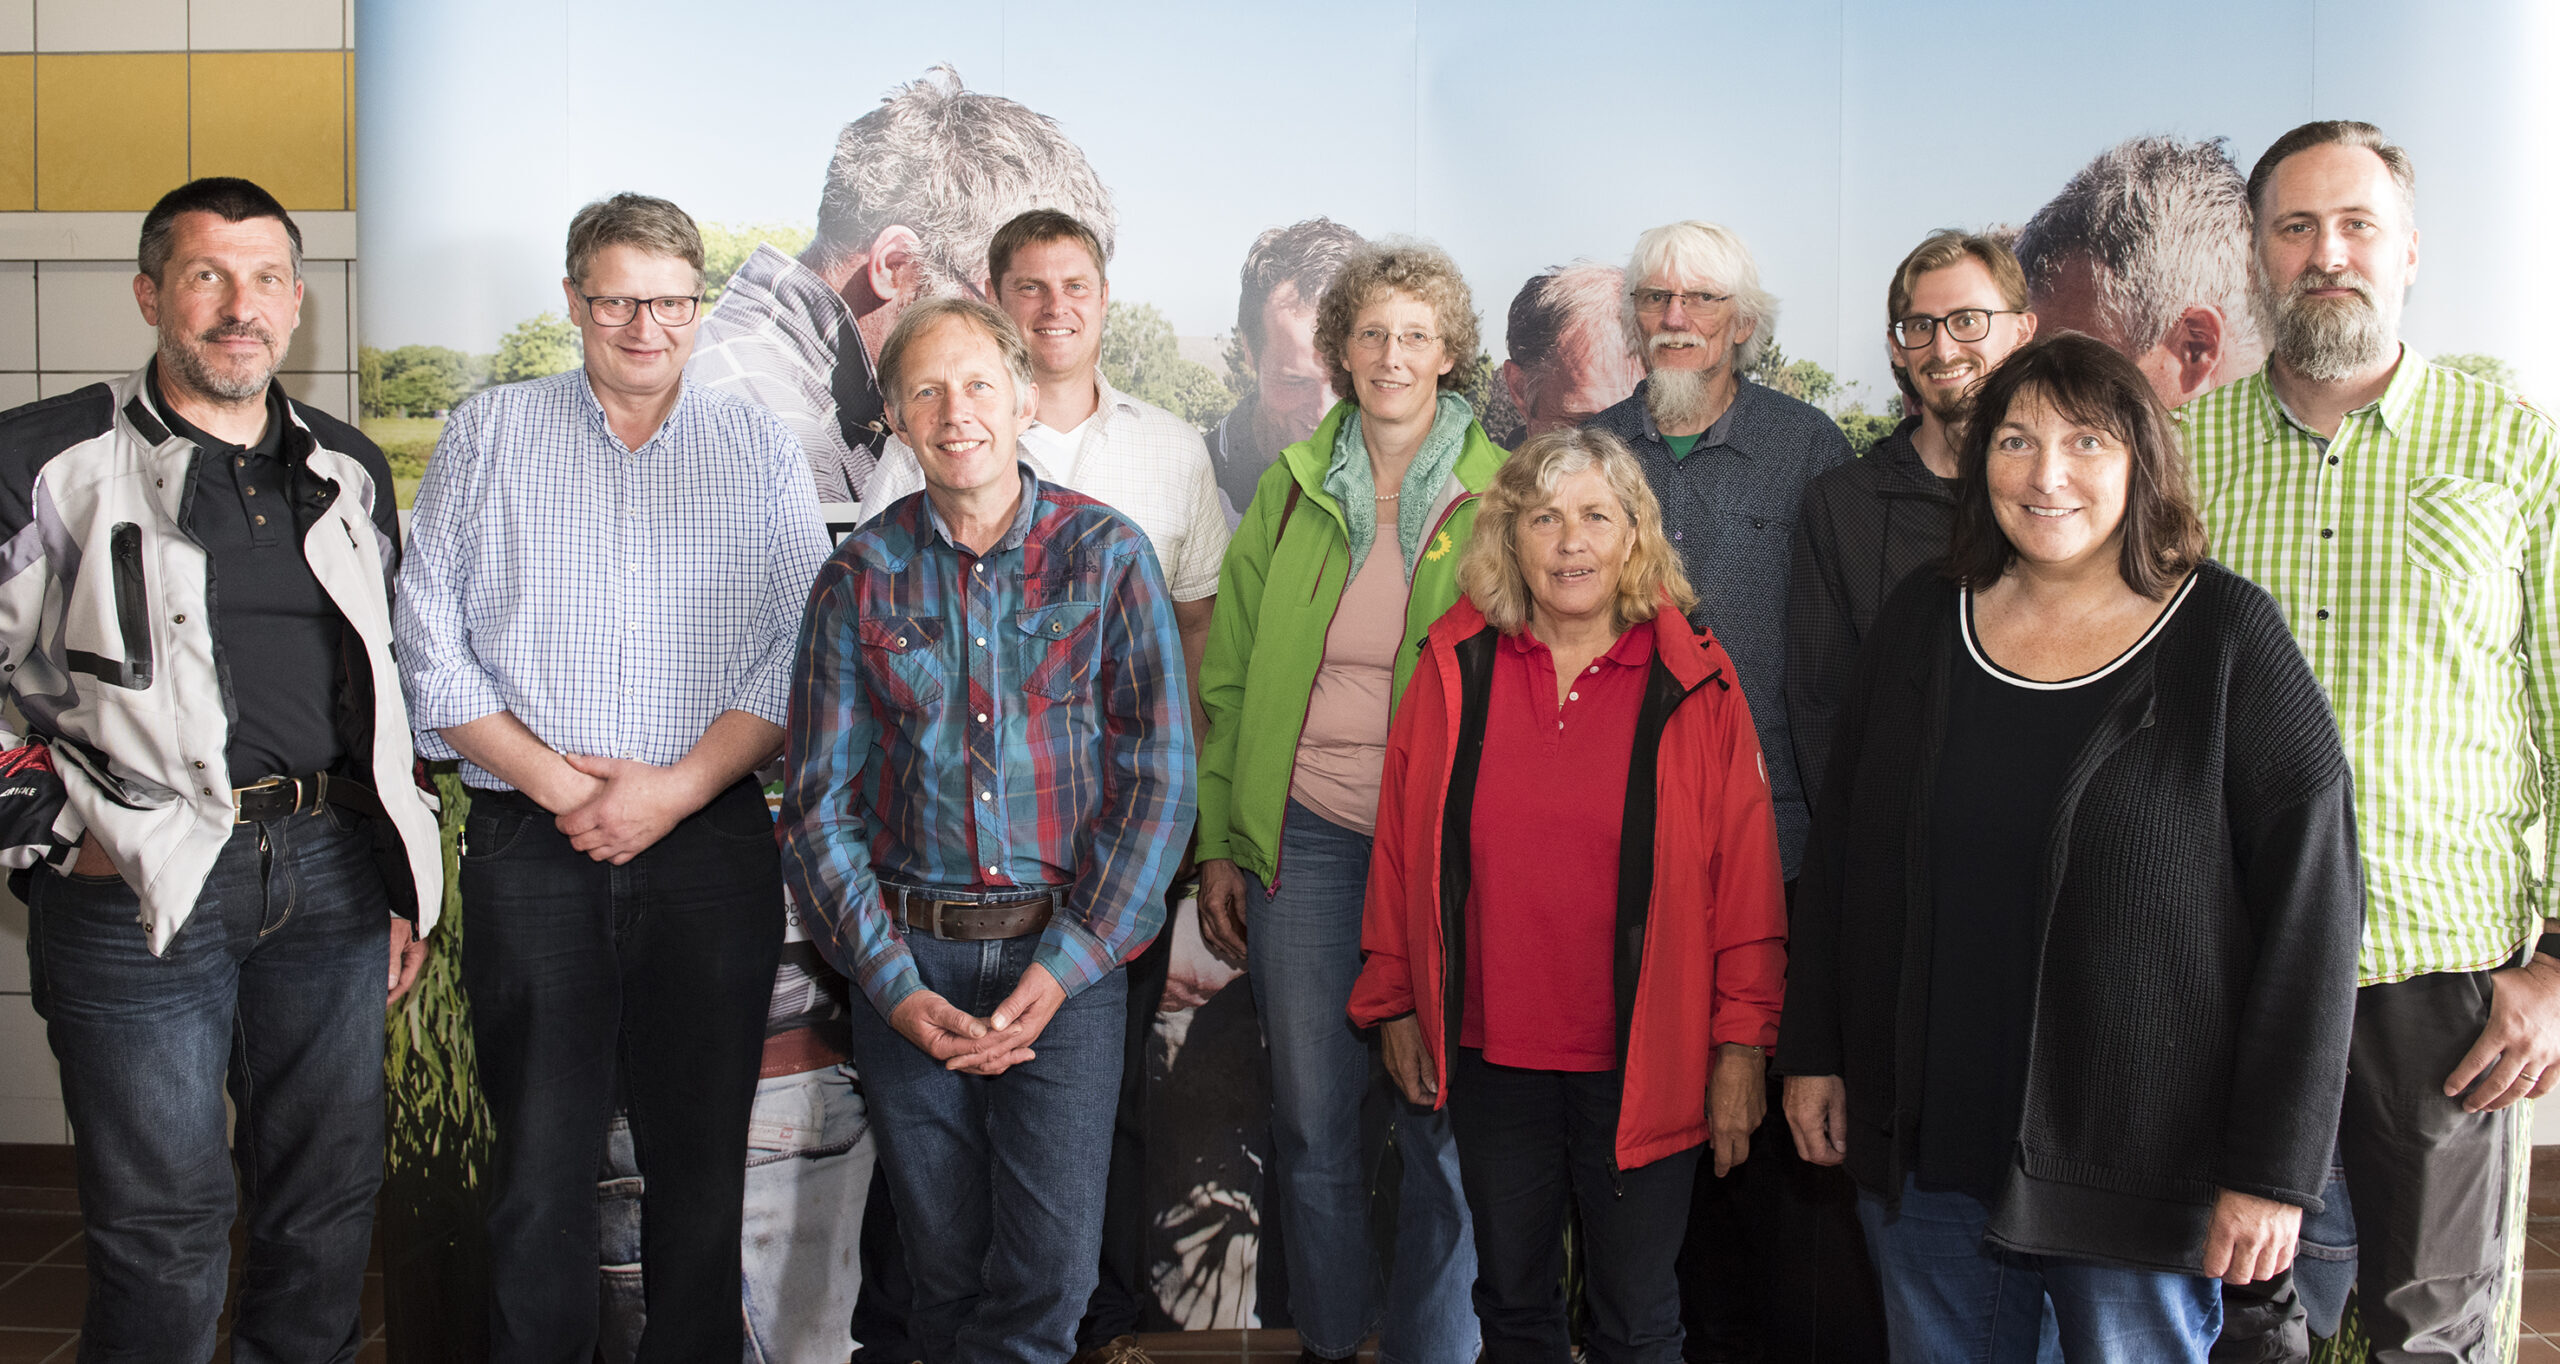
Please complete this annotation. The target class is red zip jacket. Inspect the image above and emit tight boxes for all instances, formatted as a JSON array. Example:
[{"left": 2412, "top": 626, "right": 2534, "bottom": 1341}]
[{"left": 1348, "top": 595, "right": 1788, "bottom": 1170}]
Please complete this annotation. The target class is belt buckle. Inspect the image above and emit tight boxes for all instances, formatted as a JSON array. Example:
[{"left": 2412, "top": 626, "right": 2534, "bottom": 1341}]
[
  {"left": 925, "top": 895, "right": 948, "bottom": 940},
  {"left": 235, "top": 774, "right": 302, "bottom": 824}
]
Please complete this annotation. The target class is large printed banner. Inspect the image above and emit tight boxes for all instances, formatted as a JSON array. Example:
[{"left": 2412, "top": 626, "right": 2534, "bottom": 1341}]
[{"left": 356, "top": 0, "right": 2555, "bottom": 1344}]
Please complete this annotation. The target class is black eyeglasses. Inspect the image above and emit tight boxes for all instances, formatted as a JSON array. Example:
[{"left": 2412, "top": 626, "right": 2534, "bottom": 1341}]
[
  {"left": 1890, "top": 308, "right": 2025, "bottom": 349},
  {"left": 580, "top": 294, "right": 702, "bottom": 327}
]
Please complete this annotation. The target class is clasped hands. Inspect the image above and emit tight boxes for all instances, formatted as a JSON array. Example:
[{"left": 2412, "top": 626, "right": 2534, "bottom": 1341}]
[
  {"left": 888, "top": 964, "right": 1069, "bottom": 1077},
  {"left": 545, "top": 752, "right": 704, "bottom": 865}
]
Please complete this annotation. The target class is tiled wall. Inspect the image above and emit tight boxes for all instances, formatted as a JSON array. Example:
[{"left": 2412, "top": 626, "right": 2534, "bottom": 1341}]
[{"left": 0, "top": 0, "right": 359, "bottom": 1144}]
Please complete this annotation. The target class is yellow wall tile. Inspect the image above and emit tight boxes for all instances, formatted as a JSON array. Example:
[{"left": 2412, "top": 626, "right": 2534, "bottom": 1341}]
[
  {"left": 0, "top": 56, "right": 30, "bottom": 211},
  {"left": 190, "top": 51, "right": 344, "bottom": 211},
  {"left": 35, "top": 53, "right": 185, "bottom": 212},
  {"left": 341, "top": 48, "right": 353, "bottom": 210}
]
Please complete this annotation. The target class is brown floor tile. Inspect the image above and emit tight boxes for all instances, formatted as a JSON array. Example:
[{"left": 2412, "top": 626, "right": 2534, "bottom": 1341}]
[
  {"left": 2535, "top": 1148, "right": 2560, "bottom": 1218},
  {"left": 0, "top": 1152, "right": 75, "bottom": 1193},
  {"left": 0, "top": 1329, "right": 77, "bottom": 1363},
  {"left": 0, "top": 1216, "right": 76, "bottom": 1267},
  {"left": 2535, "top": 1234, "right": 2560, "bottom": 1271},
  {"left": 353, "top": 1340, "right": 384, "bottom": 1364},
  {"left": 0, "top": 1192, "right": 73, "bottom": 1217},
  {"left": 0, "top": 1268, "right": 83, "bottom": 1331},
  {"left": 2525, "top": 1270, "right": 2560, "bottom": 1336},
  {"left": 2518, "top": 1335, "right": 2560, "bottom": 1360}
]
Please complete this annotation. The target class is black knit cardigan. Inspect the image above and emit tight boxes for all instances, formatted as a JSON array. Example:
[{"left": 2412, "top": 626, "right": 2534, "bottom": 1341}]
[{"left": 1775, "top": 560, "right": 2363, "bottom": 1271}]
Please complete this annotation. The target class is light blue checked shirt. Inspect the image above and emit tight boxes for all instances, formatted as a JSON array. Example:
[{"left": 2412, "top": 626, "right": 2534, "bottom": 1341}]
[{"left": 394, "top": 369, "right": 830, "bottom": 790}]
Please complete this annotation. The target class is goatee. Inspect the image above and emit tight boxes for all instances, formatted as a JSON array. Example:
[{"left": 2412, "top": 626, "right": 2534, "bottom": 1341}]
[{"left": 1646, "top": 368, "right": 1718, "bottom": 433}]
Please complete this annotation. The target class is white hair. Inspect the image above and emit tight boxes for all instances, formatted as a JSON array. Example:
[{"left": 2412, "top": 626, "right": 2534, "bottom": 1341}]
[{"left": 1620, "top": 220, "right": 1779, "bottom": 372}]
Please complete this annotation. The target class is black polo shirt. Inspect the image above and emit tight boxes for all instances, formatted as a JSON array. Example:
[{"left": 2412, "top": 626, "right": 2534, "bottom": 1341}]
[{"left": 150, "top": 370, "right": 346, "bottom": 782}]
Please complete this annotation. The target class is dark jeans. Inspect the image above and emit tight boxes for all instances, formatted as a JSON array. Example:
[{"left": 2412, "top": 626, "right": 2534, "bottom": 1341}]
[
  {"left": 846, "top": 928, "right": 1129, "bottom": 1363},
  {"left": 27, "top": 806, "right": 393, "bottom": 1364},
  {"left": 1446, "top": 1047, "right": 1697, "bottom": 1363},
  {"left": 461, "top": 780, "right": 783, "bottom": 1364},
  {"left": 1081, "top": 911, "right": 1175, "bottom": 1342}
]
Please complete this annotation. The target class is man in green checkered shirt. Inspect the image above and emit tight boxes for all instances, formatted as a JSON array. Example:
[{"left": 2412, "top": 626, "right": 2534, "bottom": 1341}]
[{"left": 2185, "top": 119, "right": 2560, "bottom": 1359}]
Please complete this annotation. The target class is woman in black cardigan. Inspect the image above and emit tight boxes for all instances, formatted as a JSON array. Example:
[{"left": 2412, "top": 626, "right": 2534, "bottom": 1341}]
[{"left": 1774, "top": 334, "right": 2361, "bottom": 1363}]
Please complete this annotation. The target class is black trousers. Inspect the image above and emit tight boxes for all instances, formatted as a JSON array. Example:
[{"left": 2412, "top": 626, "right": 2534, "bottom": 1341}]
[
  {"left": 1080, "top": 917, "right": 1177, "bottom": 1341},
  {"left": 1447, "top": 1047, "right": 1697, "bottom": 1363},
  {"left": 461, "top": 780, "right": 783, "bottom": 1364},
  {"left": 2215, "top": 968, "right": 2520, "bottom": 1363}
]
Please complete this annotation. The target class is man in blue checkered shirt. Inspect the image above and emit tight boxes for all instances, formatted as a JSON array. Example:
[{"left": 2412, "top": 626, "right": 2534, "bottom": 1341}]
[{"left": 392, "top": 193, "right": 829, "bottom": 1362}]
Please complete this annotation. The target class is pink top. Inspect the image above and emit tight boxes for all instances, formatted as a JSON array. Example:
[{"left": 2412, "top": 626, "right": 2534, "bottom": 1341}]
[{"left": 1290, "top": 504, "right": 1407, "bottom": 834}]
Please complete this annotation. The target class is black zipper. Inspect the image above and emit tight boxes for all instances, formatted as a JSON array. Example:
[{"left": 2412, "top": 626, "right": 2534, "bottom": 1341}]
[{"left": 67, "top": 524, "right": 154, "bottom": 690}]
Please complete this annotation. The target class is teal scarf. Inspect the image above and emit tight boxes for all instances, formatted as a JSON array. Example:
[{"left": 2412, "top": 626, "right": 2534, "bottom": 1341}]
[{"left": 1325, "top": 392, "right": 1475, "bottom": 581}]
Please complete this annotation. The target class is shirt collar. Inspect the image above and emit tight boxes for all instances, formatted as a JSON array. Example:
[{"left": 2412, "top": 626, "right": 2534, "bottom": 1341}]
[
  {"left": 576, "top": 369, "right": 693, "bottom": 453},
  {"left": 724, "top": 243, "right": 856, "bottom": 357},
  {"left": 145, "top": 358, "right": 289, "bottom": 460},
  {"left": 922, "top": 462, "right": 1043, "bottom": 555},
  {"left": 2255, "top": 342, "right": 2425, "bottom": 444},
  {"left": 1500, "top": 616, "right": 1656, "bottom": 665}
]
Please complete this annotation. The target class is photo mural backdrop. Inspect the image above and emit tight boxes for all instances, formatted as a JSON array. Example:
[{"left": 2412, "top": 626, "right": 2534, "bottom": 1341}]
[{"left": 355, "top": 0, "right": 2555, "bottom": 1347}]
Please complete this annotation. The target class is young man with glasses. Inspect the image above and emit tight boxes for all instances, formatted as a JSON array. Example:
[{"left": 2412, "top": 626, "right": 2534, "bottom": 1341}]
[
  {"left": 1787, "top": 230, "right": 2037, "bottom": 804},
  {"left": 394, "top": 192, "right": 830, "bottom": 1362},
  {"left": 1583, "top": 219, "right": 1853, "bottom": 1359}
]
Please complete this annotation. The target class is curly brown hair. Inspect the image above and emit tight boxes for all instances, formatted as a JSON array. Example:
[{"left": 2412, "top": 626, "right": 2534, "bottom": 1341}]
[{"left": 1313, "top": 238, "right": 1480, "bottom": 404}]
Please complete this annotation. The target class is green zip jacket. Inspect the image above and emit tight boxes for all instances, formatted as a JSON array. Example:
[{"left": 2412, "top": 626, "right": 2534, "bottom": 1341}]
[{"left": 1195, "top": 400, "right": 1507, "bottom": 882}]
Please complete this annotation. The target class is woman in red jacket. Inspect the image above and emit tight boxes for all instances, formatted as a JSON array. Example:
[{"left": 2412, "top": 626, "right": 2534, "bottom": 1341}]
[{"left": 1348, "top": 426, "right": 1788, "bottom": 1361}]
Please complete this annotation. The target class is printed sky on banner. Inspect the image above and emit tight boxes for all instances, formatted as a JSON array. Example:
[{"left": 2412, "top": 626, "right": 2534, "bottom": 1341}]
[{"left": 357, "top": 0, "right": 2556, "bottom": 405}]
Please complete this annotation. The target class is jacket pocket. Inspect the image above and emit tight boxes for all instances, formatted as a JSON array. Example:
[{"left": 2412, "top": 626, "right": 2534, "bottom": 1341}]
[
  {"left": 1015, "top": 600, "right": 1102, "bottom": 702},
  {"left": 857, "top": 616, "right": 946, "bottom": 710},
  {"left": 66, "top": 524, "right": 153, "bottom": 691}
]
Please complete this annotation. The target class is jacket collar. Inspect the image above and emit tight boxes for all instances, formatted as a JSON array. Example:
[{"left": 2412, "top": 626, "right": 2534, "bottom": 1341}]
[{"left": 1426, "top": 590, "right": 1728, "bottom": 693}]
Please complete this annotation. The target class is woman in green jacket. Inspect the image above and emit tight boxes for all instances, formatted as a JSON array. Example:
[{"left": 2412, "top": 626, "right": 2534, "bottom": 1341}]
[{"left": 1194, "top": 239, "right": 1501, "bottom": 1364}]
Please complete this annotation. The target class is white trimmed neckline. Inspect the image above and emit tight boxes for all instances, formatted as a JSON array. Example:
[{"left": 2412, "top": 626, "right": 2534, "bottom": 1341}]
[{"left": 1960, "top": 573, "right": 2199, "bottom": 691}]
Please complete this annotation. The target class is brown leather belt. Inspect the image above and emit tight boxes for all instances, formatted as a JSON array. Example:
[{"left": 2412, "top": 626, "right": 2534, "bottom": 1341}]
[
  {"left": 234, "top": 772, "right": 384, "bottom": 825},
  {"left": 884, "top": 884, "right": 1061, "bottom": 941}
]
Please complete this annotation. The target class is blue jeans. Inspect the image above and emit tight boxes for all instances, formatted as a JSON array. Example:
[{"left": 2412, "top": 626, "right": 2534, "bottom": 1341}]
[
  {"left": 846, "top": 927, "right": 1128, "bottom": 1364},
  {"left": 1246, "top": 799, "right": 1477, "bottom": 1364},
  {"left": 26, "top": 807, "right": 392, "bottom": 1364},
  {"left": 1859, "top": 1177, "right": 2216, "bottom": 1363},
  {"left": 462, "top": 781, "right": 784, "bottom": 1364},
  {"left": 598, "top": 1063, "right": 876, "bottom": 1364}
]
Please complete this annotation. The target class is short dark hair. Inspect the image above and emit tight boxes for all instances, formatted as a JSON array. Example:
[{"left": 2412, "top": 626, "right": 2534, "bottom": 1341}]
[
  {"left": 987, "top": 209, "right": 1108, "bottom": 290},
  {"left": 138, "top": 177, "right": 302, "bottom": 282},
  {"left": 2246, "top": 120, "right": 2416, "bottom": 225},
  {"left": 1944, "top": 333, "right": 2207, "bottom": 599},
  {"left": 1237, "top": 217, "right": 1364, "bottom": 356},
  {"left": 565, "top": 193, "right": 704, "bottom": 288}
]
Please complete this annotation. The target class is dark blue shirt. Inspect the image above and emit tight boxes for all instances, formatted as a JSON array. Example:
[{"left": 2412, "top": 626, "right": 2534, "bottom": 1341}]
[{"left": 1588, "top": 377, "right": 1850, "bottom": 876}]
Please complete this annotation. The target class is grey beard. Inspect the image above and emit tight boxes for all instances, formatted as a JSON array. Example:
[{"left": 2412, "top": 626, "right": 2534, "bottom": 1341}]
[
  {"left": 159, "top": 327, "right": 275, "bottom": 404},
  {"left": 1646, "top": 367, "right": 1718, "bottom": 432},
  {"left": 2258, "top": 276, "right": 2398, "bottom": 384}
]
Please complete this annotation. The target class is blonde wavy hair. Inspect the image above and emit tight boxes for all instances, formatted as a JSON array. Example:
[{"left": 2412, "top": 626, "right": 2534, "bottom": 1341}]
[{"left": 1459, "top": 427, "right": 1695, "bottom": 635}]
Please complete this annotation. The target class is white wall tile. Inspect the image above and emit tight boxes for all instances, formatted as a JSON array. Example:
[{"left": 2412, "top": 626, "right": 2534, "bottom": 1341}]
[
  {"left": 190, "top": 0, "right": 343, "bottom": 50},
  {"left": 0, "top": 262, "right": 30, "bottom": 371},
  {"left": 0, "top": 0, "right": 35, "bottom": 52},
  {"left": 280, "top": 258, "right": 343, "bottom": 372},
  {"left": 278, "top": 368, "right": 347, "bottom": 419},
  {"left": 0, "top": 992, "right": 59, "bottom": 1101},
  {"left": 0, "top": 1093, "right": 65, "bottom": 1143},
  {"left": 35, "top": 0, "right": 184, "bottom": 50},
  {"left": 0, "top": 374, "right": 33, "bottom": 409},
  {"left": 35, "top": 263, "right": 153, "bottom": 373},
  {"left": 38, "top": 372, "right": 122, "bottom": 398}
]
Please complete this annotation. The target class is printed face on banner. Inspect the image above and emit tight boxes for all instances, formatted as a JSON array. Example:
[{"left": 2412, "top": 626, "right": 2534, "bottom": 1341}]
[
  {"left": 1000, "top": 236, "right": 1111, "bottom": 384},
  {"left": 1248, "top": 282, "right": 1335, "bottom": 448},
  {"left": 566, "top": 245, "right": 703, "bottom": 409},
  {"left": 888, "top": 315, "right": 1032, "bottom": 499},
  {"left": 1898, "top": 258, "right": 2037, "bottom": 425}
]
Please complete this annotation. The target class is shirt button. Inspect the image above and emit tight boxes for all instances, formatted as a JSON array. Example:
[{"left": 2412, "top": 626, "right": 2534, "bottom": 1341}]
[
  {"left": 974, "top": 564, "right": 986, "bottom": 574},
  {"left": 2315, "top": 608, "right": 2331, "bottom": 621},
  {"left": 975, "top": 637, "right": 987, "bottom": 647},
  {"left": 1568, "top": 691, "right": 1579, "bottom": 701},
  {"left": 173, "top": 614, "right": 185, "bottom": 624},
  {"left": 1587, "top": 664, "right": 1599, "bottom": 674},
  {"left": 243, "top": 486, "right": 256, "bottom": 496},
  {"left": 2327, "top": 455, "right": 2340, "bottom": 466},
  {"left": 976, "top": 712, "right": 989, "bottom": 723},
  {"left": 2320, "top": 528, "right": 2334, "bottom": 539},
  {"left": 1674, "top": 530, "right": 1683, "bottom": 541},
  {"left": 253, "top": 514, "right": 266, "bottom": 526},
  {"left": 987, "top": 865, "right": 1000, "bottom": 876},
  {"left": 896, "top": 636, "right": 907, "bottom": 646},
  {"left": 192, "top": 760, "right": 205, "bottom": 769},
  {"left": 980, "top": 790, "right": 992, "bottom": 801}
]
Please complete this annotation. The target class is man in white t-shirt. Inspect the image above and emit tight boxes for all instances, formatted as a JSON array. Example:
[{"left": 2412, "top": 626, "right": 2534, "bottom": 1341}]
[{"left": 861, "top": 209, "right": 1230, "bottom": 1360}]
